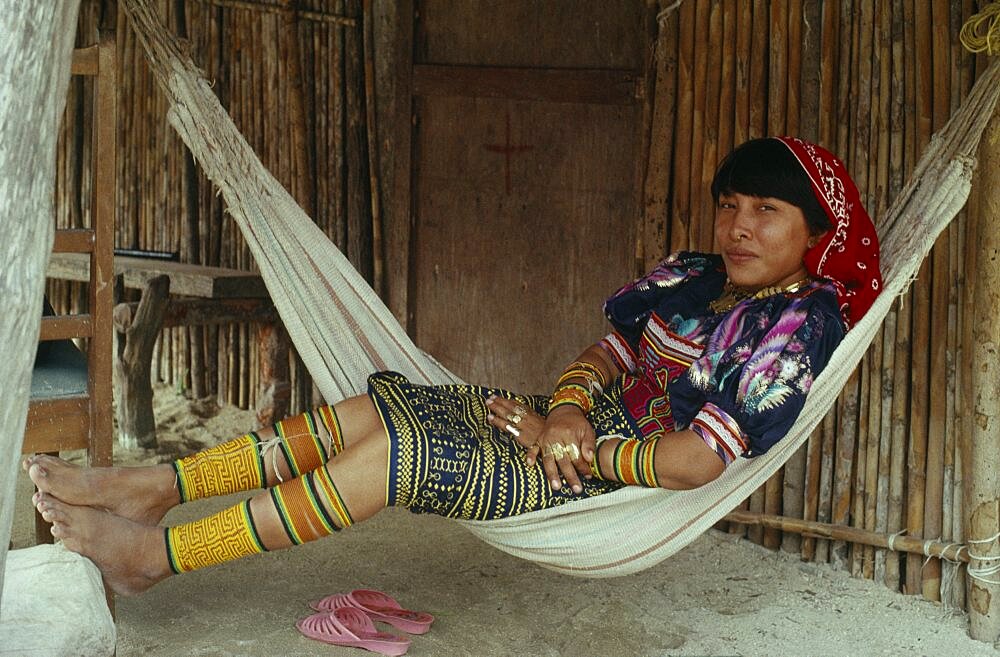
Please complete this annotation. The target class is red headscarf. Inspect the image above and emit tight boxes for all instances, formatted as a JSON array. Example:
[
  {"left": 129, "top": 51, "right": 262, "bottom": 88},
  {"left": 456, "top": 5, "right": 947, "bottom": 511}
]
[{"left": 774, "top": 137, "right": 882, "bottom": 329}]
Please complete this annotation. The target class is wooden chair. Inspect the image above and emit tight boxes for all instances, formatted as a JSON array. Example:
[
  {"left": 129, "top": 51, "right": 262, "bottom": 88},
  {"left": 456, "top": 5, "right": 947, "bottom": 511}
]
[{"left": 23, "top": 36, "right": 116, "bottom": 544}]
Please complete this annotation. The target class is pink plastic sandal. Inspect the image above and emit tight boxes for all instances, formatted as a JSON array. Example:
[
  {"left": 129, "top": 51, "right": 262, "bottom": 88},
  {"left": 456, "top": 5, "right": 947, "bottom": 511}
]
[
  {"left": 296, "top": 607, "right": 411, "bottom": 656},
  {"left": 310, "top": 589, "right": 434, "bottom": 635}
]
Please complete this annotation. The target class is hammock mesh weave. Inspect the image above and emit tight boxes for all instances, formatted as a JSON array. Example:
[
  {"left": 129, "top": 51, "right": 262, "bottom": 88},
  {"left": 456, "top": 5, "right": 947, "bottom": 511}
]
[{"left": 122, "top": 0, "right": 1000, "bottom": 577}]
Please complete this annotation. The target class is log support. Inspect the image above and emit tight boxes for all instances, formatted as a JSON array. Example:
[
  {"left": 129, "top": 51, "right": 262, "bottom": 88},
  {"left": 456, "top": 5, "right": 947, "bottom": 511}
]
[
  {"left": 966, "top": 100, "right": 1000, "bottom": 643},
  {"left": 255, "top": 322, "right": 291, "bottom": 426},
  {"left": 115, "top": 275, "right": 170, "bottom": 449},
  {"left": 113, "top": 281, "right": 289, "bottom": 447}
]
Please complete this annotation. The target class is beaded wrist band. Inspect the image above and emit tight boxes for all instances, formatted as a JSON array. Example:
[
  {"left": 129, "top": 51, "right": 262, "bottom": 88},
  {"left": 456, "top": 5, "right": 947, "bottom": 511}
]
[
  {"left": 549, "top": 382, "right": 594, "bottom": 414},
  {"left": 611, "top": 437, "right": 660, "bottom": 488},
  {"left": 558, "top": 363, "right": 605, "bottom": 384},
  {"left": 590, "top": 437, "right": 609, "bottom": 480},
  {"left": 555, "top": 360, "right": 607, "bottom": 396}
]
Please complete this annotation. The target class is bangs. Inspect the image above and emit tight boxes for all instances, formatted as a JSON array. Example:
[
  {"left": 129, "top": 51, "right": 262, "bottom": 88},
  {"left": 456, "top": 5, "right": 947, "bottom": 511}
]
[{"left": 711, "top": 138, "right": 831, "bottom": 235}]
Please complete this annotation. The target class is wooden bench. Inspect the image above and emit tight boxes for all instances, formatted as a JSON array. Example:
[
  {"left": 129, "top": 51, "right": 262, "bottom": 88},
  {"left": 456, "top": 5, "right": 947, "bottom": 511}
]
[{"left": 47, "top": 252, "right": 289, "bottom": 449}]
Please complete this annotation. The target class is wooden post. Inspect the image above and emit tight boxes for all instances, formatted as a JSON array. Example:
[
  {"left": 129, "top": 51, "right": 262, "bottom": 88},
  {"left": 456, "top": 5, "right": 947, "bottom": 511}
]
[
  {"left": 114, "top": 275, "right": 170, "bottom": 449},
  {"left": 966, "top": 100, "right": 1000, "bottom": 643},
  {"left": 255, "top": 322, "right": 291, "bottom": 426},
  {"left": 175, "top": 0, "right": 207, "bottom": 403},
  {"left": 0, "top": 0, "right": 81, "bottom": 596}
]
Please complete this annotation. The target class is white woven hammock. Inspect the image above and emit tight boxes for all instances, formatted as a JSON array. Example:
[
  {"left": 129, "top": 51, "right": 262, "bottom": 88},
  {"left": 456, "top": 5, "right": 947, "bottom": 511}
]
[{"left": 123, "top": 0, "right": 1000, "bottom": 577}]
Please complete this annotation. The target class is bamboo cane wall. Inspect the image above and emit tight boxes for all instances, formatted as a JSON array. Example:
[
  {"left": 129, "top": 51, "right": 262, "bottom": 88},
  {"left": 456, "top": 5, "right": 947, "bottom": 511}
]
[
  {"left": 54, "top": 0, "right": 372, "bottom": 415},
  {"left": 50, "top": 0, "right": 993, "bottom": 608},
  {"left": 647, "top": 0, "right": 991, "bottom": 610}
]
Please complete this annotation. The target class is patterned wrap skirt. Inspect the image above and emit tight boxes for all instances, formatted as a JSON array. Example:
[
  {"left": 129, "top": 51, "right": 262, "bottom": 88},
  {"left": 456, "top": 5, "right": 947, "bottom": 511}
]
[{"left": 367, "top": 371, "right": 640, "bottom": 521}]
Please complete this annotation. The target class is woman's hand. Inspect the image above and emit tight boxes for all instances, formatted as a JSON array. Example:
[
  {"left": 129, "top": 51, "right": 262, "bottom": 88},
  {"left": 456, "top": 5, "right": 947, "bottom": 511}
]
[
  {"left": 530, "top": 405, "right": 596, "bottom": 494},
  {"left": 488, "top": 395, "right": 596, "bottom": 494},
  {"left": 485, "top": 396, "right": 545, "bottom": 450}
]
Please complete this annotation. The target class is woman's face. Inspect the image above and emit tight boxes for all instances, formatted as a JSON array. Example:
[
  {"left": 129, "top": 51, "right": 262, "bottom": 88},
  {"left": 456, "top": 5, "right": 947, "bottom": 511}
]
[{"left": 714, "top": 192, "right": 817, "bottom": 290}]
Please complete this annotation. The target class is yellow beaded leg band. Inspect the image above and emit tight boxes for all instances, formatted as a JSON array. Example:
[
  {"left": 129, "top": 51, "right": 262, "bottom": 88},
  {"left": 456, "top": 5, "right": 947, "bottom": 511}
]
[
  {"left": 173, "top": 435, "right": 266, "bottom": 503},
  {"left": 611, "top": 438, "right": 660, "bottom": 488},
  {"left": 270, "top": 466, "right": 353, "bottom": 546},
  {"left": 165, "top": 499, "right": 265, "bottom": 574},
  {"left": 173, "top": 407, "right": 345, "bottom": 502}
]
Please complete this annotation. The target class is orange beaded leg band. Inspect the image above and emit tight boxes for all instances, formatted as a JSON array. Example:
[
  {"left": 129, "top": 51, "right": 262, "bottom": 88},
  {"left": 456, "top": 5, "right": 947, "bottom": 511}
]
[
  {"left": 270, "top": 466, "right": 353, "bottom": 546},
  {"left": 274, "top": 408, "right": 342, "bottom": 477},
  {"left": 173, "top": 407, "right": 344, "bottom": 502},
  {"left": 165, "top": 499, "right": 265, "bottom": 574},
  {"left": 611, "top": 437, "right": 660, "bottom": 488},
  {"left": 165, "top": 467, "right": 355, "bottom": 574}
]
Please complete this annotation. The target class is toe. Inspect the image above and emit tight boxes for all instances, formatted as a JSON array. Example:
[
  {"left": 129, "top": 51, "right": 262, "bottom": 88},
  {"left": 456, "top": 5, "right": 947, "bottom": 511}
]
[
  {"left": 35, "top": 492, "right": 55, "bottom": 512},
  {"left": 50, "top": 521, "right": 67, "bottom": 539},
  {"left": 37, "top": 496, "right": 66, "bottom": 523},
  {"left": 28, "top": 462, "right": 48, "bottom": 483}
]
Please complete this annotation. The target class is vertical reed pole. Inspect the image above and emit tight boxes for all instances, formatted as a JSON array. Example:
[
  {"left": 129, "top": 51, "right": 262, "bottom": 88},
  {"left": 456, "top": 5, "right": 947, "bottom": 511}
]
[
  {"left": 744, "top": 0, "right": 769, "bottom": 547},
  {"left": 849, "top": 0, "right": 875, "bottom": 578},
  {"left": 642, "top": 3, "right": 677, "bottom": 267},
  {"left": 906, "top": 0, "right": 934, "bottom": 596},
  {"left": 920, "top": 0, "right": 953, "bottom": 602},
  {"left": 965, "top": 93, "right": 1000, "bottom": 644},
  {"left": 669, "top": 0, "right": 695, "bottom": 252},
  {"left": 763, "top": 0, "right": 789, "bottom": 551},
  {"left": 950, "top": 0, "right": 976, "bottom": 614},
  {"left": 688, "top": 0, "right": 709, "bottom": 250},
  {"left": 781, "top": 0, "right": 807, "bottom": 556}
]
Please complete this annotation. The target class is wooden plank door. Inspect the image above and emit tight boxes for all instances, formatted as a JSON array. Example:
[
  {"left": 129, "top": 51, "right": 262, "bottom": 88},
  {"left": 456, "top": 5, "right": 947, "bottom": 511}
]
[{"left": 410, "top": 0, "right": 651, "bottom": 393}]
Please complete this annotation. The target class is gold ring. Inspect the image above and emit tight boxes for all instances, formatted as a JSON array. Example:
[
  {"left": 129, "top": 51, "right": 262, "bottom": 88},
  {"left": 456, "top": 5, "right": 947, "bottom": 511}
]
[
  {"left": 514, "top": 405, "right": 528, "bottom": 416},
  {"left": 564, "top": 443, "right": 581, "bottom": 460},
  {"left": 544, "top": 443, "right": 566, "bottom": 460},
  {"left": 508, "top": 413, "right": 522, "bottom": 425},
  {"left": 504, "top": 423, "right": 521, "bottom": 437}
]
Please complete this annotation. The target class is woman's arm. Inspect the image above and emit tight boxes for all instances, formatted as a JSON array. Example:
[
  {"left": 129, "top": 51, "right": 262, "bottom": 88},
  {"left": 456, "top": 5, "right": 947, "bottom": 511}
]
[
  {"left": 592, "top": 430, "right": 725, "bottom": 490},
  {"left": 527, "top": 344, "right": 622, "bottom": 493},
  {"left": 486, "top": 343, "right": 622, "bottom": 494}
]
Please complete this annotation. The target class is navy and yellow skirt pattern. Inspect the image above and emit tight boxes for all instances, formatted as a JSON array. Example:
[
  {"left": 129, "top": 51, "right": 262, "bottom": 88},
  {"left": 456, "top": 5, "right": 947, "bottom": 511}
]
[{"left": 367, "top": 371, "right": 638, "bottom": 521}]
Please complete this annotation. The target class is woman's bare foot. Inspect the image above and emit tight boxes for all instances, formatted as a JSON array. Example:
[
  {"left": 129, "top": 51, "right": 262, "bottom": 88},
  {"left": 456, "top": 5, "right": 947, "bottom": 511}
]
[
  {"left": 34, "top": 492, "right": 172, "bottom": 595},
  {"left": 24, "top": 455, "right": 179, "bottom": 526}
]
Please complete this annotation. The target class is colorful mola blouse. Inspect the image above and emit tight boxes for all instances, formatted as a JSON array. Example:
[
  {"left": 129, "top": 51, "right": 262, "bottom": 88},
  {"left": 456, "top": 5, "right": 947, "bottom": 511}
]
[{"left": 598, "top": 251, "right": 844, "bottom": 465}]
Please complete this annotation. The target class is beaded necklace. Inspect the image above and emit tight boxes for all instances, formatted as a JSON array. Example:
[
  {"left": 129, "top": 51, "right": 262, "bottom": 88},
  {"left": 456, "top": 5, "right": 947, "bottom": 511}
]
[{"left": 708, "top": 276, "right": 812, "bottom": 315}]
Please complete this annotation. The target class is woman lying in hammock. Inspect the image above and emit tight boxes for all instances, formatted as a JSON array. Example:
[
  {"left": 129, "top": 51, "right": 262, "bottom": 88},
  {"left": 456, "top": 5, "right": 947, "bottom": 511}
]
[{"left": 25, "top": 136, "right": 881, "bottom": 596}]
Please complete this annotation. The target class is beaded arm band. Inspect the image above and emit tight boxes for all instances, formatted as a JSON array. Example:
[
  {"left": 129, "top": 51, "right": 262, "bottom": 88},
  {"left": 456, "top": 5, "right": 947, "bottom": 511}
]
[
  {"left": 556, "top": 360, "right": 606, "bottom": 394},
  {"left": 549, "top": 383, "right": 593, "bottom": 414},
  {"left": 589, "top": 436, "right": 660, "bottom": 488},
  {"left": 549, "top": 359, "right": 608, "bottom": 414}
]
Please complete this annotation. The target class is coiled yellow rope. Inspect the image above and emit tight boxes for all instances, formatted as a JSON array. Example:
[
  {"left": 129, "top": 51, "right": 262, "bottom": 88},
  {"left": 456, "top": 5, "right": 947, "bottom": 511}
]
[{"left": 961, "top": 2, "right": 1000, "bottom": 55}]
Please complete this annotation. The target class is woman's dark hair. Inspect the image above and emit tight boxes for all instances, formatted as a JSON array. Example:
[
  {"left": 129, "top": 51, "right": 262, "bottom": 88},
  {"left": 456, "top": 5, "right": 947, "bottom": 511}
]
[{"left": 711, "top": 138, "right": 832, "bottom": 236}]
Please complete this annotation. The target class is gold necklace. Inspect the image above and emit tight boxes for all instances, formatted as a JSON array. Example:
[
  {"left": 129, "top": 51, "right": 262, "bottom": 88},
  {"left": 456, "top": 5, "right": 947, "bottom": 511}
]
[{"left": 709, "top": 277, "right": 812, "bottom": 315}]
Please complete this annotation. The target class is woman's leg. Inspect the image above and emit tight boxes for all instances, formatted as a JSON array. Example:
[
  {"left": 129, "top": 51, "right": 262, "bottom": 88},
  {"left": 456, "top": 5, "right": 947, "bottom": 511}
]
[
  {"left": 175, "top": 395, "right": 380, "bottom": 500},
  {"left": 33, "top": 403, "right": 390, "bottom": 596},
  {"left": 25, "top": 395, "right": 382, "bottom": 525}
]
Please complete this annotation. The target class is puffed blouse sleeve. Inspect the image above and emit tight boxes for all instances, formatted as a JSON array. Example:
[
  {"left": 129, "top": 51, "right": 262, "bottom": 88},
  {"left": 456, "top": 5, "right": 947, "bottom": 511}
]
[
  {"left": 669, "top": 291, "right": 845, "bottom": 464},
  {"left": 598, "top": 252, "right": 712, "bottom": 373}
]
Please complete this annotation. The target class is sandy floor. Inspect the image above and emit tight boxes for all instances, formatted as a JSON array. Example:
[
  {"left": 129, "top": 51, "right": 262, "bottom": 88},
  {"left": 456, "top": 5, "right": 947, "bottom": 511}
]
[{"left": 11, "top": 386, "right": 1000, "bottom": 657}]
